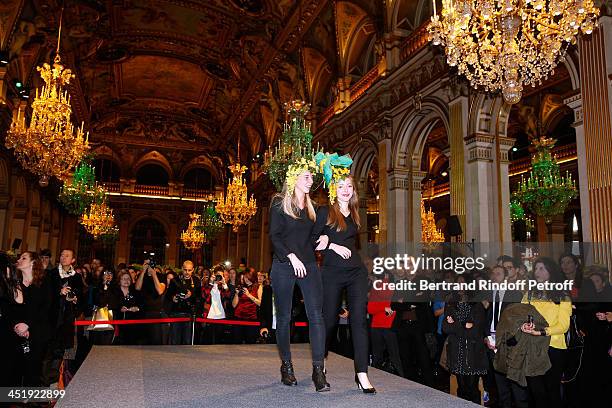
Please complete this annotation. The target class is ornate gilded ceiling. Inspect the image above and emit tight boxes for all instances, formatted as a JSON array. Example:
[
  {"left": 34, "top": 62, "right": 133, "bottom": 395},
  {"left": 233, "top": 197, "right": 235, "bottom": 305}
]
[{"left": 0, "top": 0, "right": 433, "bottom": 181}]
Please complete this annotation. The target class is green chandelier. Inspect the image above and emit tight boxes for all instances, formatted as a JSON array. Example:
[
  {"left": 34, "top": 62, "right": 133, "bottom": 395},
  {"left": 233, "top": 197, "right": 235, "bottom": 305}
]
[
  {"left": 262, "top": 100, "right": 321, "bottom": 191},
  {"left": 510, "top": 199, "right": 525, "bottom": 222},
  {"left": 197, "top": 204, "right": 224, "bottom": 240},
  {"left": 58, "top": 160, "right": 107, "bottom": 215},
  {"left": 513, "top": 137, "right": 577, "bottom": 224}
]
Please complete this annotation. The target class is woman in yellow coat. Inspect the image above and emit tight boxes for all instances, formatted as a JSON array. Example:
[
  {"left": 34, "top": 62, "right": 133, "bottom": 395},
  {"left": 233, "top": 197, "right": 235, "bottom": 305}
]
[{"left": 520, "top": 257, "right": 571, "bottom": 408}]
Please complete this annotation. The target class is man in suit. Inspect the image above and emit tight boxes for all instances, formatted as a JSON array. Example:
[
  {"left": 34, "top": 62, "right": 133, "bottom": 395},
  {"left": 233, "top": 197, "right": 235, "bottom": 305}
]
[{"left": 484, "top": 263, "right": 527, "bottom": 408}]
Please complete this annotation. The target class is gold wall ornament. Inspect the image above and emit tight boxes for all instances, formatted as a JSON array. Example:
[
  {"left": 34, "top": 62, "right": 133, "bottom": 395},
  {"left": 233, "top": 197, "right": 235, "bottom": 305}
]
[
  {"left": 80, "top": 201, "right": 117, "bottom": 239},
  {"left": 427, "top": 0, "right": 599, "bottom": 104},
  {"left": 5, "top": 53, "right": 90, "bottom": 186},
  {"left": 216, "top": 162, "right": 257, "bottom": 232},
  {"left": 421, "top": 200, "right": 445, "bottom": 244},
  {"left": 181, "top": 213, "right": 206, "bottom": 251}
]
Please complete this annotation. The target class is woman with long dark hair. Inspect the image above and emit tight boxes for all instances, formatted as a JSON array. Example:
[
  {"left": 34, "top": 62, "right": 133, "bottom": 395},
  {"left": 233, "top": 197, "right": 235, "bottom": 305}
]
[
  {"left": 520, "top": 257, "right": 571, "bottom": 408},
  {"left": 14, "top": 251, "right": 53, "bottom": 386},
  {"left": 313, "top": 169, "right": 376, "bottom": 394},
  {"left": 0, "top": 252, "right": 21, "bottom": 386},
  {"left": 231, "top": 269, "right": 262, "bottom": 344},
  {"left": 268, "top": 158, "right": 329, "bottom": 392}
]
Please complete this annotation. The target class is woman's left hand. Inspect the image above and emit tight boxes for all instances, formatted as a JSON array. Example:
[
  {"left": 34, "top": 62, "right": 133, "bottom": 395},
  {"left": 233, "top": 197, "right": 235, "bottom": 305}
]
[
  {"left": 14, "top": 322, "right": 29, "bottom": 337},
  {"left": 521, "top": 323, "right": 541, "bottom": 336},
  {"left": 315, "top": 235, "right": 329, "bottom": 251}
]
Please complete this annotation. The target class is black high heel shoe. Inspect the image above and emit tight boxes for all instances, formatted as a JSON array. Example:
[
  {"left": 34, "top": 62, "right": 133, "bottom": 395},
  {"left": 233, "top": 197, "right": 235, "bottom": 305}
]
[{"left": 355, "top": 374, "right": 376, "bottom": 394}]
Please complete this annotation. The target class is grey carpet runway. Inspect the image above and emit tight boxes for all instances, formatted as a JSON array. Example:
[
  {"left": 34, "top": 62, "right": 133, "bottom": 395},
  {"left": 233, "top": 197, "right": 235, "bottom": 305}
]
[{"left": 56, "top": 344, "right": 479, "bottom": 408}]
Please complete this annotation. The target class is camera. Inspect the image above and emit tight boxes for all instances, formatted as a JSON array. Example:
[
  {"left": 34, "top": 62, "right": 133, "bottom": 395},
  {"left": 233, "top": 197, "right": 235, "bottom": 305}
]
[
  {"left": 21, "top": 339, "right": 30, "bottom": 354},
  {"left": 149, "top": 259, "right": 156, "bottom": 268},
  {"left": 526, "top": 314, "right": 534, "bottom": 325},
  {"left": 215, "top": 274, "right": 223, "bottom": 282},
  {"left": 178, "top": 291, "right": 188, "bottom": 299}
]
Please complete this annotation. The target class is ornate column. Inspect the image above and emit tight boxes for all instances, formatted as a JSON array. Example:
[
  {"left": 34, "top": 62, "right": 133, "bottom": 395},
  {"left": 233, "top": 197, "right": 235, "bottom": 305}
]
[
  {"left": 496, "top": 136, "right": 515, "bottom": 244},
  {"left": 576, "top": 16, "right": 612, "bottom": 268},
  {"left": 386, "top": 169, "right": 411, "bottom": 254},
  {"left": 464, "top": 134, "right": 496, "bottom": 243},
  {"left": 448, "top": 95, "right": 468, "bottom": 241},
  {"left": 409, "top": 170, "right": 427, "bottom": 244},
  {"left": 356, "top": 176, "right": 369, "bottom": 258},
  {"left": 116, "top": 213, "right": 130, "bottom": 265},
  {"left": 376, "top": 119, "right": 392, "bottom": 254}
]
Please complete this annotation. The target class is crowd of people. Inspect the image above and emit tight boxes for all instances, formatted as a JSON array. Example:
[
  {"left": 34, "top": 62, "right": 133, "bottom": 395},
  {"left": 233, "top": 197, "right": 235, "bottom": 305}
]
[{"left": 1, "top": 245, "right": 611, "bottom": 406}]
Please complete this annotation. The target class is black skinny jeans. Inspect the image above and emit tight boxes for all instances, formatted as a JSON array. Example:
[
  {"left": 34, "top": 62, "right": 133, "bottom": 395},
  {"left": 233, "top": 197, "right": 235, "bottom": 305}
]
[
  {"left": 271, "top": 261, "right": 325, "bottom": 365},
  {"left": 322, "top": 265, "right": 369, "bottom": 373}
]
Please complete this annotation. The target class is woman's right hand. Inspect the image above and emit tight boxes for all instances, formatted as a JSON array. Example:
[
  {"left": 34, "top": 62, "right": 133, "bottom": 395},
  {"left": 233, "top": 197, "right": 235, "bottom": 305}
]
[
  {"left": 446, "top": 316, "right": 454, "bottom": 324},
  {"left": 14, "top": 322, "right": 29, "bottom": 337},
  {"left": 288, "top": 254, "right": 306, "bottom": 278},
  {"left": 60, "top": 286, "right": 71, "bottom": 296},
  {"left": 329, "top": 243, "right": 351, "bottom": 259}
]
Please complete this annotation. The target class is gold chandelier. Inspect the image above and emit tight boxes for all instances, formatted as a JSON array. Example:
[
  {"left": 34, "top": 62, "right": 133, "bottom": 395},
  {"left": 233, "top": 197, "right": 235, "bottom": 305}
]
[
  {"left": 428, "top": 0, "right": 599, "bottom": 104},
  {"left": 5, "top": 14, "right": 89, "bottom": 186},
  {"left": 216, "top": 162, "right": 257, "bottom": 232},
  {"left": 81, "top": 201, "right": 117, "bottom": 239},
  {"left": 181, "top": 213, "right": 206, "bottom": 251},
  {"left": 421, "top": 200, "right": 445, "bottom": 244}
]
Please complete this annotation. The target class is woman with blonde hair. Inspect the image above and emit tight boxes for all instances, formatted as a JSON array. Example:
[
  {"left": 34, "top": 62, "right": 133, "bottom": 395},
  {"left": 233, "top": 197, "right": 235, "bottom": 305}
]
[{"left": 268, "top": 157, "right": 329, "bottom": 392}]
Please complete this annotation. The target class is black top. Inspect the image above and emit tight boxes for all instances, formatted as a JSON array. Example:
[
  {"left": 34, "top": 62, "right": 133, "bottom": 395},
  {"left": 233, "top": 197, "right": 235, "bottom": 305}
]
[
  {"left": 166, "top": 276, "right": 202, "bottom": 315},
  {"left": 312, "top": 206, "right": 362, "bottom": 268},
  {"left": 268, "top": 198, "right": 318, "bottom": 264},
  {"left": 19, "top": 277, "right": 54, "bottom": 346},
  {"left": 139, "top": 272, "right": 166, "bottom": 313}
]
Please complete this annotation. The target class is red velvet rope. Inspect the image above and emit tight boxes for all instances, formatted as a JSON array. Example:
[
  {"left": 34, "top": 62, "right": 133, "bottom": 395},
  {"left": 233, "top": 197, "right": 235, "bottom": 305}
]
[{"left": 74, "top": 317, "right": 308, "bottom": 327}]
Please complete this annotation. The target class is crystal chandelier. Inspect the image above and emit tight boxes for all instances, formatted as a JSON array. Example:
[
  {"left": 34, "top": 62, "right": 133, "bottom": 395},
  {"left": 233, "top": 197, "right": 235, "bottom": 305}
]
[
  {"left": 216, "top": 161, "right": 257, "bottom": 232},
  {"left": 513, "top": 136, "right": 577, "bottom": 223},
  {"left": 181, "top": 213, "right": 206, "bottom": 251},
  {"left": 81, "top": 201, "right": 117, "bottom": 239},
  {"left": 5, "top": 15, "right": 89, "bottom": 186},
  {"left": 428, "top": 0, "right": 599, "bottom": 104},
  {"left": 58, "top": 161, "right": 107, "bottom": 215},
  {"left": 421, "top": 200, "right": 445, "bottom": 244}
]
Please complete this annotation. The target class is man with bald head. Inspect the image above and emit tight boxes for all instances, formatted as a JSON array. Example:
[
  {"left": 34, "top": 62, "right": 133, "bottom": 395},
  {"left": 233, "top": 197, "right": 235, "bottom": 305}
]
[{"left": 167, "top": 260, "right": 202, "bottom": 344}]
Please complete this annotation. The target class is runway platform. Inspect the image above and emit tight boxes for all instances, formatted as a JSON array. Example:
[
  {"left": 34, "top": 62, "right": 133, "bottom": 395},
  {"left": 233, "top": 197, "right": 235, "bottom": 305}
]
[{"left": 56, "top": 344, "right": 479, "bottom": 408}]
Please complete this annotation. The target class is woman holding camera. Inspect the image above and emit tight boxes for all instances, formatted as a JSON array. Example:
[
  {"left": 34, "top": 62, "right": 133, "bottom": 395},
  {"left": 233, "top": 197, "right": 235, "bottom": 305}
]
[
  {"left": 231, "top": 269, "right": 262, "bottom": 344},
  {"left": 268, "top": 158, "right": 329, "bottom": 392},
  {"left": 312, "top": 155, "right": 376, "bottom": 394},
  {"left": 201, "top": 267, "right": 231, "bottom": 344},
  {"left": 519, "top": 258, "right": 572, "bottom": 408}
]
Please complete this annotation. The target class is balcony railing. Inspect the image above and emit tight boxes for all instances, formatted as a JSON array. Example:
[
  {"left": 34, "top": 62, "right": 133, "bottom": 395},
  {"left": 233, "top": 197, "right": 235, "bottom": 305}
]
[
  {"left": 400, "top": 22, "right": 430, "bottom": 63},
  {"left": 509, "top": 144, "right": 577, "bottom": 175},
  {"left": 101, "top": 182, "right": 216, "bottom": 201}
]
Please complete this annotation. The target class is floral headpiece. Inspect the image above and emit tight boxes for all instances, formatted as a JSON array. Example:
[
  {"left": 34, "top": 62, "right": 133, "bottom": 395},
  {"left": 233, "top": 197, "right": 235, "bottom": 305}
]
[
  {"left": 286, "top": 156, "right": 318, "bottom": 195},
  {"left": 314, "top": 152, "right": 353, "bottom": 204}
]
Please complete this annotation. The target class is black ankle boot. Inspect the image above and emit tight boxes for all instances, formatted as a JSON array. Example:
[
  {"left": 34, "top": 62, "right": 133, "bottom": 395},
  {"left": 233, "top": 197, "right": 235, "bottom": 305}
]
[
  {"left": 312, "top": 365, "right": 330, "bottom": 392},
  {"left": 280, "top": 360, "right": 297, "bottom": 386}
]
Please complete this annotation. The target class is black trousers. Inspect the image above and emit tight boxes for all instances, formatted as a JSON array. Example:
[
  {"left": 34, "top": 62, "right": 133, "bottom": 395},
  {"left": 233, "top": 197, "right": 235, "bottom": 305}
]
[
  {"left": 397, "top": 320, "right": 435, "bottom": 386},
  {"left": 495, "top": 371, "right": 529, "bottom": 408},
  {"left": 322, "top": 264, "right": 369, "bottom": 373},
  {"left": 456, "top": 374, "right": 481, "bottom": 404},
  {"left": 271, "top": 261, "right": 325, "bottom": 365},
  {"left": 371, "top": 327, "right": 405, "bottom": 377},
  {"left": 526, "top": 347, "right": 566, "bottom": 408}
]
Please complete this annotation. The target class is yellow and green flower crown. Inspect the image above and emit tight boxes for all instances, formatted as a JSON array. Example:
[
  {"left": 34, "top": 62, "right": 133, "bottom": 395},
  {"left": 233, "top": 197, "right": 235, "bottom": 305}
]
[
  {"left": 314, "top": 152, "right": 353, "bottom": 204},
  {"left": 286, "top": 156, "right": 318, "bottom": 195}
]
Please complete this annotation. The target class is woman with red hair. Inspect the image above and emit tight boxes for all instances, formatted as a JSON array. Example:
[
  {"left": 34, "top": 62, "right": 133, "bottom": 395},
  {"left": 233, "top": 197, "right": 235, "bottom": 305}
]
[{"left": 232, "top": 268, "right": 262, "bottom": 343}]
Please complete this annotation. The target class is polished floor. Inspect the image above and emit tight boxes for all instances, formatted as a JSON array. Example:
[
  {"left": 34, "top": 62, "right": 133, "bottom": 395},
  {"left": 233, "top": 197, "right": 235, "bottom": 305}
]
[{"left": 56, "top": 343, "right": 479, "bottom": 408}]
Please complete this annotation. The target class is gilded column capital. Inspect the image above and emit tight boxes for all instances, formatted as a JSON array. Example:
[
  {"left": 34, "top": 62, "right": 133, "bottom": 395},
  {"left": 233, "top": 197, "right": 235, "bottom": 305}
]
[
  {"left": 563, "top": 93, "right": 583, "bottom": 126},
  {"left": 388, "top": 169, "right": 411, "bottom": 191},
  {"left": 465, "top": 133, "right": 495, "bottom": 163}
]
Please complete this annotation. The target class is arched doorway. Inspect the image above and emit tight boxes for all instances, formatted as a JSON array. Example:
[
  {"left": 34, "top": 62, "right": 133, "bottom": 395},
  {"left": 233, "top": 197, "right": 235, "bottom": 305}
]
[{"left": 129, "top": 218, "right": 167, "bottom": 265}]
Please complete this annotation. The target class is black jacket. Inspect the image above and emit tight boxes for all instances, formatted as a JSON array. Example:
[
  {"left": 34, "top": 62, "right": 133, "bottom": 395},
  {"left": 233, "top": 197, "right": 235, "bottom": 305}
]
[
  {"left": 47, "top": 268, "right": 85, "bottom": 348},
  {"left": 443, "top": 302, "right": 489, "bottom": 374},
  {"left": 165, "top": 276, "right": 202, "bottom": 315},
  {"left": 259, "top": 285, "right": 273, "bottom": 330},
  {"left": 485, "top": 289, "right": 523, "bottom": 336}
]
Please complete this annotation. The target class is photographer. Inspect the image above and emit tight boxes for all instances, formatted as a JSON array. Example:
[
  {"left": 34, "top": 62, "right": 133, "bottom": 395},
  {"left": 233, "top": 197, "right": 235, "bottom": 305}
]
[
  {"left": 166, "top": 260, "right": 201, "bottom": 345},
  {"left": 232, "top": 269, "right": 262, "bottom": 344},
  {"left": 201, "top": 267, "right": 231, "bottom": 344},
  {"left": 99, "top": 270, "right": 143, "bottom": 345},
  {"left": 135, "top": 258, "right": 166, "bottom": 345}
]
